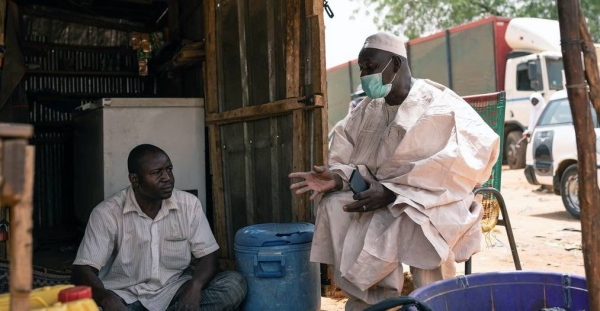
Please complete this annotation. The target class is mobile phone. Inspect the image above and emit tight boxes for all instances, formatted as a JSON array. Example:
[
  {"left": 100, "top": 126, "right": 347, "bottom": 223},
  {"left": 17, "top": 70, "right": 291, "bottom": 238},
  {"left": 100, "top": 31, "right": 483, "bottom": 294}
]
[{"left": 349, "top": 169, "right": 369, "bottom": 195}]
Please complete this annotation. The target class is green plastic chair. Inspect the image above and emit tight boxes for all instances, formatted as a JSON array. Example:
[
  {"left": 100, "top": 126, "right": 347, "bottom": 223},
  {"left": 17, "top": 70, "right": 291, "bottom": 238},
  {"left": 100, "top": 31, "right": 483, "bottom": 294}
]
[{"left": 461, "top": 91, "right": 522, "bottom": 274}]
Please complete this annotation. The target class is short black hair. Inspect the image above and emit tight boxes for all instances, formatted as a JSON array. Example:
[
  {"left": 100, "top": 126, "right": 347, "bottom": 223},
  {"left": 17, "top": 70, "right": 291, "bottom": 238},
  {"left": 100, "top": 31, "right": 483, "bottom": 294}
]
[{"left": 127, "top": 144, "right": 167, "bottom": 174}]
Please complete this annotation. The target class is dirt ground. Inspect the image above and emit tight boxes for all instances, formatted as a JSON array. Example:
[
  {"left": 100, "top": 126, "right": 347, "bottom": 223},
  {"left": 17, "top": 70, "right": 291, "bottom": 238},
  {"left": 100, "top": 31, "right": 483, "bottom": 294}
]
[{"left": 320, "top": 166, "right": 585, "bottom": 310}]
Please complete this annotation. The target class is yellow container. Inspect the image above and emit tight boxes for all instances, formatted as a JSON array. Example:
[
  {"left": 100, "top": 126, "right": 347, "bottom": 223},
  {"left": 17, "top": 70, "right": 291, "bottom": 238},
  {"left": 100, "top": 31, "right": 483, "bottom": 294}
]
[
  {"left": 32, "top": 298, "right": 99, "bottom": 311},
  {"left": 0, "top": 285, "right": 73, "bottom": 311}
]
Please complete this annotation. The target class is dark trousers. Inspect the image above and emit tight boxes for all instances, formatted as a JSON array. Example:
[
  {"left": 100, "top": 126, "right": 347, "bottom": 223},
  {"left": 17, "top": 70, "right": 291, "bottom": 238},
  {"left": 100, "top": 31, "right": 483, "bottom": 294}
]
[{"left": 123, "top": 271, "right": 247, "bottom": 311}]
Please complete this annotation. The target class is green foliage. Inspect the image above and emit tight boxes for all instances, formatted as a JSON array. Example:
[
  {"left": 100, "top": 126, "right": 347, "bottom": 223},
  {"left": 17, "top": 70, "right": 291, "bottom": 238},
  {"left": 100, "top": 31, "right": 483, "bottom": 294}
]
[{"left": 353, "top": 0, "right": 600, "bottom": 41}]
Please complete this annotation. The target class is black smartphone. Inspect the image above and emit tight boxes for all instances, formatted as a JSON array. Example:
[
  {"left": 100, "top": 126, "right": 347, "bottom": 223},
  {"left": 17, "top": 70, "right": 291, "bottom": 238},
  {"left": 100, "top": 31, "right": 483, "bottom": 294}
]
[{"left": 349, "top": 169, "right": 369, "bottom": 195}]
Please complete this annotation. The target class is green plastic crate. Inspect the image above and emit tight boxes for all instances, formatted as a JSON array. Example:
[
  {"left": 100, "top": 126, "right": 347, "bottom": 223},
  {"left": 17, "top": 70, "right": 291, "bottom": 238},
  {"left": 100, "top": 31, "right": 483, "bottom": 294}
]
[{"left": 462, "top": 92, "right": 506, "bottom": 191}]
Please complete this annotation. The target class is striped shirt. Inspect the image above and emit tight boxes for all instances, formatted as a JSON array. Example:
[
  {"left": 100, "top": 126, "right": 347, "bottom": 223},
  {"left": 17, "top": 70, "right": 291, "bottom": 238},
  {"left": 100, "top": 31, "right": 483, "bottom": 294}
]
[{"left": 74, "top": 187, "right": 219, "bottom": 311}]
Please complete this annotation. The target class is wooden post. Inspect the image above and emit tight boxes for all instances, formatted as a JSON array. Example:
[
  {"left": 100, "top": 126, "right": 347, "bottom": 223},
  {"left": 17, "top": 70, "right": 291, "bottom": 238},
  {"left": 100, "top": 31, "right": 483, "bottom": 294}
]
[
  {"left": 0, "top": 124, "right": 34, "bottom": 311},
  {"left": 578, "top": 5, "right": 600, "bottom": 118},
  {"left": 557, "top": 1, "right": 600, "bottom": 310}
]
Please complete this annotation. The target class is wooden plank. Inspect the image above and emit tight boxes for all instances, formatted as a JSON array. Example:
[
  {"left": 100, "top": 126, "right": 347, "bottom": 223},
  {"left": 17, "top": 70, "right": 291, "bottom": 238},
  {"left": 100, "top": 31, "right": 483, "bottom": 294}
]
[
  {"left": 305, "top": 0, "right": 320, "bottom": 16},
  {"left": 291, "top": 109, "right": 308, "bottom": 222},
  {"left": 208, "top": 124, "right": 228, "bottom": 259},
  {"left": 0, "top": 124, "right": 33, "bottom": 140},
  {"left": 8, "top": 144, "right": 34, "bottom": 311},
  {"left": 266, "top": 0, "right": 276, "bottom": 102},
  {"left": 21, "top": 5, "right": 150, "bottom": 33},
  {"left": 314, "top": 106, "right": 328, "bottom": 168},
  {"left": 204, "top": 0, "right": 218, "bottom": 114},
  {"left": 269, "top": 118, "right": 281, "bottom": 222},
  {"left": 285, "top": 0, "right": 301, "bottom": 97},
  {"left": 308, "top": 12, "right": 327, "bottom": 95},
  {"left": 221, "top": 123, "right": 247, "bottom": 258},
  {"left": 2, "top": 140, "right": 27, "bottom": 206},
  {"left": 237, "top": 0, "right": 250, "bottom": 108},
  {"left": 248, "top": 119, "right": 273, "bottom": 223},
  {"left": 579, "top": 5, "right": 600, "bottom": 119},
  {"left": 243, "top": 123, "right": 255, "bottom": 224},
  {"left": 205, "top": 95, "right": 323, "bottom": 124},
  {"left": 277, "top": 114, "right": 293, "bottom": 222},
  {"left": 219, "top": 0, "right": 243, "bottom": 112}
]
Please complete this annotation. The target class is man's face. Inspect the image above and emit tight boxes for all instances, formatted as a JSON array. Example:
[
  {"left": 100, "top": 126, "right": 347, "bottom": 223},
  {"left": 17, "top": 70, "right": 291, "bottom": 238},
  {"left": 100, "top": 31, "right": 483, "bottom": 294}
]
[
  {"left": 134, "top": 151, "right": 175, "bottom": 200},
  {"left": 532, "top": 98, "right": 539, "bottom": 106},
  {"left": 358, "top": 48, "right": 396, "bottom": 83}
]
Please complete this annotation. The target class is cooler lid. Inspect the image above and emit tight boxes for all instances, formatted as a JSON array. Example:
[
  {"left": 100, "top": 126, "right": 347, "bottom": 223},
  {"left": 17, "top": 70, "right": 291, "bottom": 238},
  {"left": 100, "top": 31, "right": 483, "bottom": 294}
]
[{"left": 234, "top": 222, "right": 314, "bottom": 247}]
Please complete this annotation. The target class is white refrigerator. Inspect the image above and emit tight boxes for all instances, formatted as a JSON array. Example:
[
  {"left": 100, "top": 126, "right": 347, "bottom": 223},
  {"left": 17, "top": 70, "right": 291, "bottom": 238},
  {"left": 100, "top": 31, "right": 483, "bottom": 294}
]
[{"left": 73, "top": 97, "right": 206, "bottom": 226}]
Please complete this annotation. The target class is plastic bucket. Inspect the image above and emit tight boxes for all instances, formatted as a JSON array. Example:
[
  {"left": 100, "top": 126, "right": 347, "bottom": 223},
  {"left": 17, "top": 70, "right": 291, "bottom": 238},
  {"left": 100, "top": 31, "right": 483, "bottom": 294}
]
[
  {"left": 234, "top": 223, "right": 320, "bottom": 311},
  {"left": 409, "top": 271, "right": 588, "bottom": 311}
]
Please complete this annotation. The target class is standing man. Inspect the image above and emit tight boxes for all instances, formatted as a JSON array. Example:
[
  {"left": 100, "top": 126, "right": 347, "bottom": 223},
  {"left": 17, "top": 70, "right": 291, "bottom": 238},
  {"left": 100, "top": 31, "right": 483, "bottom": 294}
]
[
  {"left": 289, "top": 32, "right": 499, "bottom": 310},
  {"left": 523, "top": 92, "right": 547, "bottom": 138},
  {"left": 72, "top": 144, "right": 246, "bottom": 311}
]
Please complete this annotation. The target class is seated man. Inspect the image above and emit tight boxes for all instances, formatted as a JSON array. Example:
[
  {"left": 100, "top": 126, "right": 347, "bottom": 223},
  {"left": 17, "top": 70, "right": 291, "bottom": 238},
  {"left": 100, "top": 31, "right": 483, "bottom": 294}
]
[
  {"left": 72, "top": 144, "right": 246, "bottom": 311},
  {"left": 289, "top": 32, "right": 500, "bottom": 310}
]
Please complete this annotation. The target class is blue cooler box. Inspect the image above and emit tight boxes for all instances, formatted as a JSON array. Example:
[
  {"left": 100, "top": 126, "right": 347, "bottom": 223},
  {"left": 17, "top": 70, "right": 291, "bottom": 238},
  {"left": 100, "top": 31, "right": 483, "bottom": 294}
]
[{"left": 234, "top": 223, "right": 321, "bottom": 311}]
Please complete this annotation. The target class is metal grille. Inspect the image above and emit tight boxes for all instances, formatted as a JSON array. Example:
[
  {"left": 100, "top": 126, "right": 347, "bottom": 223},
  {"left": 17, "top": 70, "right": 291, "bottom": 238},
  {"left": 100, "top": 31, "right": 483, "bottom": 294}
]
[
  {"left": 21, "top": 22, "right": 156, "bottom": 243},
  {"left": 29, "top": 100, "right": 77, "bottom": 235}
]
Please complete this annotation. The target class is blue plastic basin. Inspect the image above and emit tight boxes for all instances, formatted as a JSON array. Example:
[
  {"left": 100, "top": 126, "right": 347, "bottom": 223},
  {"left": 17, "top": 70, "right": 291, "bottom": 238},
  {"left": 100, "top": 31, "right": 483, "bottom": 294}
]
[{"left": 410, "top": 271, "right": 588, "bottom": 311}]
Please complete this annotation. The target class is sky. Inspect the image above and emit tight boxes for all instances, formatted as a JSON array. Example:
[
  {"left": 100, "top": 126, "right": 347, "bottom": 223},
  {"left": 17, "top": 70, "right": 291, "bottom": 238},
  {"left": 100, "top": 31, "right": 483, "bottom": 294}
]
[{"left": 324, "top": 0, "right": 379, "bottom": 69}]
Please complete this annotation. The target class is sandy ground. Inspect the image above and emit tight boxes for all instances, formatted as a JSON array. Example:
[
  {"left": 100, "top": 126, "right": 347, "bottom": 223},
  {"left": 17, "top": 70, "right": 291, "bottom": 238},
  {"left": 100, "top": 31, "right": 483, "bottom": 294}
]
[{"left": 320, "top": 166, "right": 584, "bottom": 310}]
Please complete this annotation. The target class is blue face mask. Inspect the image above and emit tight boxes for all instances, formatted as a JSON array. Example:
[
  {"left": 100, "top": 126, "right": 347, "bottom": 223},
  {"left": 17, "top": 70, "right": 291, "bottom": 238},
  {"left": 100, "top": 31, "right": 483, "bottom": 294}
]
[{"left": 360, "top": 59, "right": 396, "bottom": 99}]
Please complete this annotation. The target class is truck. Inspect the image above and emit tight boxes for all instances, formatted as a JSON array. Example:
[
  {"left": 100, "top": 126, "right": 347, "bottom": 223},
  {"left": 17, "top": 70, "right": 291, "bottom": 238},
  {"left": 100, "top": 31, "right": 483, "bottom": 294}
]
[{"left": 326, "top": 17, "right": 597, "bottom": 169}]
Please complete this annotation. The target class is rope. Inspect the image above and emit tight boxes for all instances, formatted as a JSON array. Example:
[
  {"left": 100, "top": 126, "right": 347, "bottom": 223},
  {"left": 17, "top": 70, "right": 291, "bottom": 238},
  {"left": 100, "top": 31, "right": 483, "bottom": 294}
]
[
  {"left": 561, "top": 39, "right": 583, "bottom": 45},
  {"left": 565, "top": 84, "right": 588, "bottom": 89}
]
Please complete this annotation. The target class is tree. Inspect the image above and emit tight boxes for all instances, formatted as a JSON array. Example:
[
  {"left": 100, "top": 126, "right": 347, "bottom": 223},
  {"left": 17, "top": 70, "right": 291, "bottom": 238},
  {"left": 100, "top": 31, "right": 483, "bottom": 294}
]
[{"left": 354, "top": 0, "right": 600, "bottom": 41}]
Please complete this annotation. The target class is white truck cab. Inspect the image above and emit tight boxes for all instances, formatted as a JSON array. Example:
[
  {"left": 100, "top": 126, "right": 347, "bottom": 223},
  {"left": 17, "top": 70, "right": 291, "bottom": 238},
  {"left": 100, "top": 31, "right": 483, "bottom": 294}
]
[{"left": 503, "top": 18, "right": 565, "bottom": 169}]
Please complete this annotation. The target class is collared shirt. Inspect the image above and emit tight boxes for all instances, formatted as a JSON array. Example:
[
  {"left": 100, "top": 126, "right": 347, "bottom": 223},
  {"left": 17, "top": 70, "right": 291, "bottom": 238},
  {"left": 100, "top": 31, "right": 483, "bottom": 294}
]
[{"left": 74, "top": 187, "right": 219, "bottom": 311}]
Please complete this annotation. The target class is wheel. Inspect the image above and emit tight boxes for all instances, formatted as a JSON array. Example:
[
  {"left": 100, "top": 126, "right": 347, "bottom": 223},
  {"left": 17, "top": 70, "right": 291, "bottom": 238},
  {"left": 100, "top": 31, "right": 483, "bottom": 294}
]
[
  {"left": 505, "top": 131, "right": 526, "bottom": 169},
  {"left": 560, "top": 164, "right": 580, "bottom": 219}
]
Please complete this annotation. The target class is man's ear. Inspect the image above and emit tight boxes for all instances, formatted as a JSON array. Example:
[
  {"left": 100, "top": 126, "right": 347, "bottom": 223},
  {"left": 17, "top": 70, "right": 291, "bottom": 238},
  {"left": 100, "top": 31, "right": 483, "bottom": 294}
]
[
  {"left": 128, "top": 173, "right": 138, "bottom": 187},
  {"left": 392, "top": 55, "right": 402, "bottom": 73}
]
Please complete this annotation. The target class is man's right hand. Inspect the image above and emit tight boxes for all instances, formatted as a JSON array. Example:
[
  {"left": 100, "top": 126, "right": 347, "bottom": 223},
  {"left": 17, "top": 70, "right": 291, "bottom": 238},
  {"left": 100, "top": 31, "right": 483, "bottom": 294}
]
[
  {"left": 99, "top": 292, "right": 127, "bottom": 311},
  {"left": 289, "top": 166, "right": 342, "bottom": 200}
]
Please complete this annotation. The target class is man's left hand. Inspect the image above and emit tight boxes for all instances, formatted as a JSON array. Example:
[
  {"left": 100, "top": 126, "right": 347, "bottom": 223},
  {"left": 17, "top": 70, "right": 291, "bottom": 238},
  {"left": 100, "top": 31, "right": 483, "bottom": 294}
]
[
  {"left": 343, "top": 175, "right": 396, "bottom": 212},
  {"left": 176, "top": 281, "right": 202, "bottom": 311}
]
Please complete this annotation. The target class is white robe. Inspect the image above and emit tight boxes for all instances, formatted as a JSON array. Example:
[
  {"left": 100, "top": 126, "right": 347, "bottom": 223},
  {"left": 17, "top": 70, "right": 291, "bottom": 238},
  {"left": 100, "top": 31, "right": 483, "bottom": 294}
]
[
  {"left": 527, "top": 93, "right": 547, "bottom": 134},
  {"left": 311, "top": 79, "right": 500, "bottom": 304}
]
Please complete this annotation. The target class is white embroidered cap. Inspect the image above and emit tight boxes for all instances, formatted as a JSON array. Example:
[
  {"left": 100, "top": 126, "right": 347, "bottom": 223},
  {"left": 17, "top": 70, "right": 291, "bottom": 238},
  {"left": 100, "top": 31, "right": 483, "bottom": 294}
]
[{"left": 362, "top": 32, "right": 407, "bottom": 58}]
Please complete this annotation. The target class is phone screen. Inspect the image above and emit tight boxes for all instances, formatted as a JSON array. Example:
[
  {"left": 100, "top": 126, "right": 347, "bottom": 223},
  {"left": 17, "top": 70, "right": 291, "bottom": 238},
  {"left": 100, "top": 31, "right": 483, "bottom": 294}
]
[{"left": 349, "top": 169, "right": 368, "bottom": 195}]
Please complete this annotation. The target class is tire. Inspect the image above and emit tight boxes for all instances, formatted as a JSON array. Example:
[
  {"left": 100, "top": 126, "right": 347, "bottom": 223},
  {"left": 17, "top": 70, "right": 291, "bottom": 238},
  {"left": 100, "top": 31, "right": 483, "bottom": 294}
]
[
  {"left": 560, "top": 164, "right": 581, "bottom": 219},
  {"left": 505, "top": 131, "right": 526, "bottom": 169}
]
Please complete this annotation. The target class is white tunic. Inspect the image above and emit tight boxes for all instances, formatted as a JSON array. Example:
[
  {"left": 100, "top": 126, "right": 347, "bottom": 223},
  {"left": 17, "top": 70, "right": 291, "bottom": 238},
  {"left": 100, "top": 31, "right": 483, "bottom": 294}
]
[{"left": 311, "top": 79, "right": 500, "bottom": 304}]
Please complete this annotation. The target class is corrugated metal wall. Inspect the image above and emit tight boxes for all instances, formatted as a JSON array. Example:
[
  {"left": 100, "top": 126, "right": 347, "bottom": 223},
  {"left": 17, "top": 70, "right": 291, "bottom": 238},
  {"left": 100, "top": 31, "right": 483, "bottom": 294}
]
[{"left": 21, "top": 21, "right": 155, "bottom": 243}]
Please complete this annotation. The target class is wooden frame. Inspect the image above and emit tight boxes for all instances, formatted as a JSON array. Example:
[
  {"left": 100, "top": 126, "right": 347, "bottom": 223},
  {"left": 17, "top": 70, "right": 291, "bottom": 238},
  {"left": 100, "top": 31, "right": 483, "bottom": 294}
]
[
  {"left": 204, "top": 0, "right": 327, "bottom": 260},
  {"left": 0, "top": 124, "right": 34, "bottom": 311}
]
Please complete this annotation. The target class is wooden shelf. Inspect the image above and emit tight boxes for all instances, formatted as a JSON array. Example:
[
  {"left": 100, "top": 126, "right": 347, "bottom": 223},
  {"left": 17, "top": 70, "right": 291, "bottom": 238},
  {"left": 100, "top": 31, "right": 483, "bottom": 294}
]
[
  {"left": 22, "top": 41, "right": 136, "bottom": 54},
  {"left": 26, "top": 70, "right": 141, "bottom": 77},
  {"left": 30, "top": 122, "right": 72, "bottom": 128},
  {"left": 27, "top": 92, "right": 151, "bottom": 101}
]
